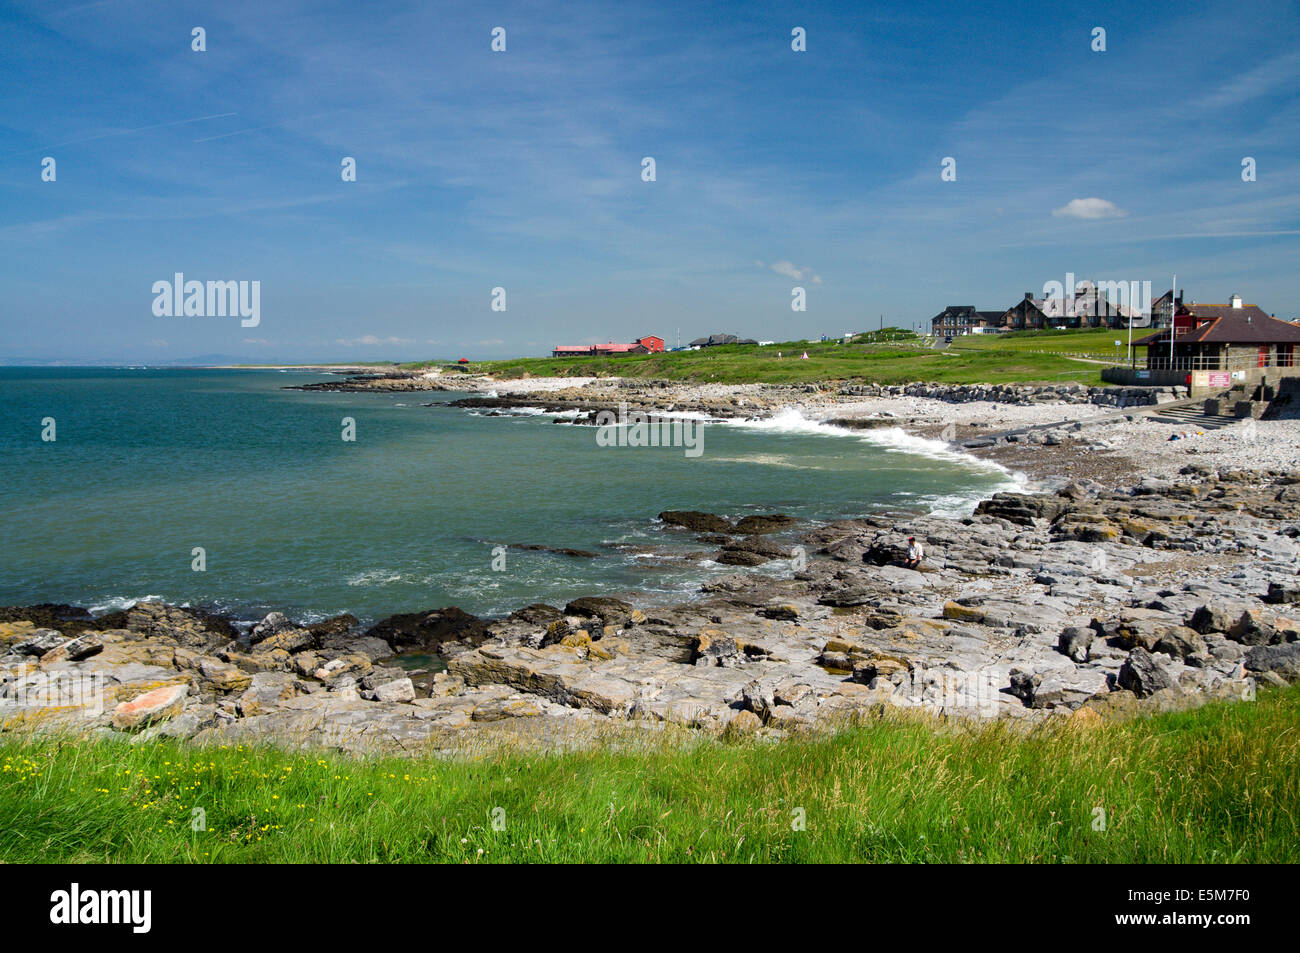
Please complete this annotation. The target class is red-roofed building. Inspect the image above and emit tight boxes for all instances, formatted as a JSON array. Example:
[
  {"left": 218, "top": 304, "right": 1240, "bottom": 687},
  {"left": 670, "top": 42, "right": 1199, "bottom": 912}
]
[
  {"left": 594, "top": 342, "right": 644, "bottom": 354},
  {"left": 1111, "top": 294, "right": 1300, "bottom": 394},
  {"left": 552, "top": 335, "right": 663, "bottom": 357},
  {"left": 1133, "top": 296, "right": 1300, "bottom": 371}
]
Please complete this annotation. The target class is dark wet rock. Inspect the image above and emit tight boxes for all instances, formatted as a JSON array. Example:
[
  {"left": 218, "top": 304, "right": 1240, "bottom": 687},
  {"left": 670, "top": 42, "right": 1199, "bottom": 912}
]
[
  {"left": 1188, "top": 603, "right": 1250, "bottom": 635},
  {"left": 716, "top": 549, "right": 771, "bottom": 566},
  {"left": 726, "top": 535, "right": 790, "bottom": 558},
  {"left": 1118, "top": 648, "right": 1177, "bottom": 698},
  {"left": 863, "top": 538, "right": 910, "bottom": 567},
  {"left": 716, "top": 535, "right": 789, "bottom": 565},
  {"left": 122, "top": 602, "right": 238, "bottom": 651},
  {"left": 1227, "top": 609, "right": 1279, "bottom": 646},
  {"left": 817, "top": 587, "right": 879, "bottom": 608},
  {"left": 733, "top": 514, "right": 798, "bottom": 535},
  {"left": 0, "top": 603, "right": 127, "bottom": 636},
  {"left": 565, "top": 597, "right": 634, "bottom": 627},
  {"left": 659, "top": 510, "right": 734, "bottom": 533},
  {"left": 1244, "top": 642, "right": 1300, "bottom": 682},
  {"left": 510, "top": 603, "right": 563, "bottom": 626},
  {"left": 1265, "top": 580, "right": 1300, "bottom": 604},
  {"left": 974, "top": 494, "right": 1067, "bottom": 526},
  {"left": 1058, "top": 626, "right": 1094, "bottom": 663},
  {"left": 700, "top": 574, "right": 758, "bottom": 593},
  {"left": 365, "top": 606, "right": 489, "bottom": 653},
  {"left": 308, "top": 614, "right": 359, "bottom": 638},
  {"left": 253, "top": 627, "right": 316, "bottom": 655},
  {"left": 250, "top": 612, "right": 294, "bottom": 644},
  {"left": 507, "top": 543, "right": 598, "bottom": 558}
]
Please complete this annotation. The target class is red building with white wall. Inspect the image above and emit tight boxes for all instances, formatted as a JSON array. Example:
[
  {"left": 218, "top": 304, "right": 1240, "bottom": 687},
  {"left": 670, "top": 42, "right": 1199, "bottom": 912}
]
[{"left": 552, "top": 335, "right": 664, "bottom": 357}]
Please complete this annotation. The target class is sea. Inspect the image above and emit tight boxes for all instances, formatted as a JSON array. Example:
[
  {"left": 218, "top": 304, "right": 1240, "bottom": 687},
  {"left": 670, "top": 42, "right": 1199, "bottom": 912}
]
[{"left": 0, "top": 367, "right": 1021, "bottom": 623}]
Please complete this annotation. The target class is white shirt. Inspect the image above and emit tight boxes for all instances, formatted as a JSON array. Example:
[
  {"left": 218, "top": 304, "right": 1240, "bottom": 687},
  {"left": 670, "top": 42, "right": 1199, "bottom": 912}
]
[{"left": 908, "top": 540, "right": 924, "bottom": 560}]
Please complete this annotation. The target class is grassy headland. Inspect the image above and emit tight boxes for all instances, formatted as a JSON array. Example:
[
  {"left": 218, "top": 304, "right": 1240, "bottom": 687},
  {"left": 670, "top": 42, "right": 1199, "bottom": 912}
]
[
  {"left": 2, "top": 684, "right": 1294, "bottom": 863},
  {"left": 408, "top": 329, "right": 1145, "bottom": 387}
]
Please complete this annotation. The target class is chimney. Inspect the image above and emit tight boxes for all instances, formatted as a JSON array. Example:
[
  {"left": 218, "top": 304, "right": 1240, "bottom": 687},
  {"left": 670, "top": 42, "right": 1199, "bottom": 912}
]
[
  {"left": 1230, "top": 294, "right": 1243, "bottom": 308},
  {"left": 1024, "top": 291, "right": 1032, "bottom": 300}
]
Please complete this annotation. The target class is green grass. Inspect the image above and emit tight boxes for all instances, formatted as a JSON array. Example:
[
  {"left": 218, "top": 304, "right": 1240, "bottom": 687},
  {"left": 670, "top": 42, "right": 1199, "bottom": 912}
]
[
  {"left": 406, "top": 330, "right": 1110, "bottom": 387},
  {"left": 3, "top": 685, "right": 1296, "bottom": 863},
  {"left": 949, "top": 327, "right": 1149, "bottom": 362}
]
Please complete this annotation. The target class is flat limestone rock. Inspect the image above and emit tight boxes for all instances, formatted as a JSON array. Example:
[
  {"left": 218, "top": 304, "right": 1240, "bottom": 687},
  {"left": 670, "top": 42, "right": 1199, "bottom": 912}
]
[{"left": 112, "top": 683, "right": 188, "bottom": 730}]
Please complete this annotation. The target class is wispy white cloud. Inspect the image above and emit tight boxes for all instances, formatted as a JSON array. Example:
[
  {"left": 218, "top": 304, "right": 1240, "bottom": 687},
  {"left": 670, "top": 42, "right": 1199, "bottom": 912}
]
[
  {"left": 757, "top": 260, "right": 823, "bottom": 284},
  {"left": 1052, "top": 198, "right": 1128, "bottom": 220},
  {"left": 1194, "top": 50, "right": 1300, "bottom": 110}
]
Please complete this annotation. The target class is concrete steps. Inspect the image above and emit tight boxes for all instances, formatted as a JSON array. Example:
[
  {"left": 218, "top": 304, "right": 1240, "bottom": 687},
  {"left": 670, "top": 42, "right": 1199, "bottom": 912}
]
[
  {"left": 1147, "top": 403, "right": 1239, "bottom": 430},
  {"left": 958, "top": 393, "right": 1237, "bottom": 448}
]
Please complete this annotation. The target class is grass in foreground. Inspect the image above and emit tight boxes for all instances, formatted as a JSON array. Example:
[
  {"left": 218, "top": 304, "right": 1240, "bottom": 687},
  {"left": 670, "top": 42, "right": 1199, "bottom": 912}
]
[
  {"left": 2, "top": 685, "right": 1296, "bottom": 863},
  {"left": 412, "top": 331, "right": 1109, "bottom": 387}
]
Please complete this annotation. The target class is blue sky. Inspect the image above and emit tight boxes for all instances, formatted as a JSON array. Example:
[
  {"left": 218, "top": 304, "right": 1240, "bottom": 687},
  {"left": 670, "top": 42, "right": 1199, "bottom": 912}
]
[{"left": 1, "top": 0, "right": 1297, "bottom": 362}]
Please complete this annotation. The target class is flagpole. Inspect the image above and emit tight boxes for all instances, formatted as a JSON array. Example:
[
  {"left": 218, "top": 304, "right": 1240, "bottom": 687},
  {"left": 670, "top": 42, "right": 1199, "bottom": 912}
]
[
  {"left": 1169, "top": 273, "right": 1177, "bottom": 369},
  {"left": 1127, "top": 285, "right": 1134, "bottom": 366}
]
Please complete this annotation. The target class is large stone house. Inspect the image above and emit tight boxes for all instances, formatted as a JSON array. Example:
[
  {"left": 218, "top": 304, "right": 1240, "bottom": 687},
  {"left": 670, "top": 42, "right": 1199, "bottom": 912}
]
[
  {"left": 934, "top": 281, "right": 1147, "bottom": 336},
  {"left": 930, "top": 305, "right": 1005, "bottom": 337}
]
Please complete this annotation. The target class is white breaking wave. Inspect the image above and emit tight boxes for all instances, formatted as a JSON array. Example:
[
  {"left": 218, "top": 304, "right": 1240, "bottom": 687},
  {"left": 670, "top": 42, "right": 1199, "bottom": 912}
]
[
  {"left": 723, "top": 407, "right": 861, "bottom": 437},
  {"left": 723, "top": 408, "right": 1025, "bottom": 514},
  {"left": 346, "top": 570, "right": 406, "bottom": 586},
  {"left": 89, "top": 594, "right": 164, "bottom": 613}
]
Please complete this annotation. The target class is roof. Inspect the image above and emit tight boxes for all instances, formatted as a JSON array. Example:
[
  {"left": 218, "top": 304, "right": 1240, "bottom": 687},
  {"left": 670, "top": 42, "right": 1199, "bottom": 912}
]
[
  {"left": 552, "top": 345, "right": 593, "bottom": 352},
  {"left": 690, "top": 333, "right": 740, "bottom": 347},
  {"left": 1031, "top": 294, "right": 1142, "bottom": 319},
  {"left": 1134, "top": 308, "right": 1300, "bottom": 346},
  {"left": 1182, "top": 303, "right": 1272, "bottom": 323},
  {"left": 932, "top": 307, "right": 1003, "bottom": 321}
]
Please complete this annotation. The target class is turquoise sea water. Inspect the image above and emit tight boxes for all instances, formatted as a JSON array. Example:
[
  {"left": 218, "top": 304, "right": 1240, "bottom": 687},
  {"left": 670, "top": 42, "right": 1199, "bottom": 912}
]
[{"left": 0, "top": 368, "right": 1017, "bottom": 622}]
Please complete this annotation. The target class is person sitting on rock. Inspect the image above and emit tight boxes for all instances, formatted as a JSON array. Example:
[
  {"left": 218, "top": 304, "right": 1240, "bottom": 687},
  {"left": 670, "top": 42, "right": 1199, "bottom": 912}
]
[{"left": 904, "top": 536, "right": 924, "bottom": 569}]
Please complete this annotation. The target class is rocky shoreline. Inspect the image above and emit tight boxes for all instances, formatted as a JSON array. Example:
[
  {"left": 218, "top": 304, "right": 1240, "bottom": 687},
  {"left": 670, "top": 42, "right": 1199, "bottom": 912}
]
[
  {"left": 289, "top": 367, "right": 1300, "bottom": 486},
  {"left": 4, "top": 466, "right": 1298, "bottom": 755}
]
